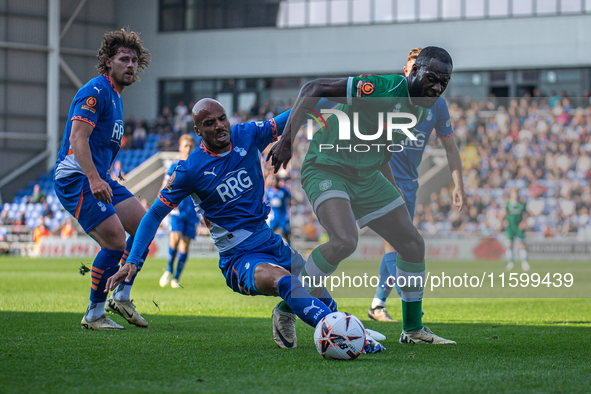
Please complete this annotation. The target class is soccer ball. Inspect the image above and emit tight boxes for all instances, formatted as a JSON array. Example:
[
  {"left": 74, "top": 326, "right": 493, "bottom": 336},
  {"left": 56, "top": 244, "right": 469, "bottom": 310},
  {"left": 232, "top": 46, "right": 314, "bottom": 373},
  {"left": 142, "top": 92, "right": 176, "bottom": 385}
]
[{"left": 313, "top": 312, "right": 366, "bottom": 360}]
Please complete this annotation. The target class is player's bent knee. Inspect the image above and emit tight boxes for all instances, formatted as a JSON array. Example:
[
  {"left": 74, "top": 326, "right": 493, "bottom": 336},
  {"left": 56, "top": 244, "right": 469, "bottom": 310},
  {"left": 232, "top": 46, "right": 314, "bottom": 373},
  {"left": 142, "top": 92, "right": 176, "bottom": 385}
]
[
  {"left": 89, "top": 217, "right": 127, "bottom": 251},
  {"left": 328, "top": 232, "right": 358, "bottom": 260},
  {"left": 179, "top": 237, "right": 191, "bottom": 253},
  {"left": 103, "top": 234, "right": 127, "bottom": 251},
  {"left": 399, "top": 234, "right": 425, "bottom": 262},
  {"left": 254, "top": 263, "right": 290, "bottom": 296}
]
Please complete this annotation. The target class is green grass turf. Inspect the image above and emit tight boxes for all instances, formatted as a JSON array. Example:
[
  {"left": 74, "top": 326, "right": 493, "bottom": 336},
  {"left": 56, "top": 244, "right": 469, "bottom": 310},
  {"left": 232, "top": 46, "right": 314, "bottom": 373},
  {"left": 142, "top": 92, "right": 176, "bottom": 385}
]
[{"left": 0, "top": 256, "right": 590, "bottom": 393}]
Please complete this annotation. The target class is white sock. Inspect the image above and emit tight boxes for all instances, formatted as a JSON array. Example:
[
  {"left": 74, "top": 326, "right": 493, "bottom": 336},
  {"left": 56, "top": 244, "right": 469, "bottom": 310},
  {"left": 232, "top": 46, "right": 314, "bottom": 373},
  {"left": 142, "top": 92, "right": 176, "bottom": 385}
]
[
  {"left": 113, "top": 283, "right": 132, "bottom": 302},
  {"left": 519, "top": 248, "right": 528, "bottom": 262},
  {"left": 371, "top": 298, "right": 386, "bottom": 309},
  {"left": 85, "top": 301, "right": 105, "bottom": 321},
  {"left": 505, "top": 247, "right": 513, "bottom": 263},
  {"left": 300, "top": 248, "right": 337, "bottom": 291}
]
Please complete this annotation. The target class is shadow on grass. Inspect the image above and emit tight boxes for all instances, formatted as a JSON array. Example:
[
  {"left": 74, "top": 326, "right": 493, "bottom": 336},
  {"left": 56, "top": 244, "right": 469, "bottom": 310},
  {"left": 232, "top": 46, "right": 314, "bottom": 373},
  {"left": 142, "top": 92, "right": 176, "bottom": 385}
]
[{"left": 0, "top": 311, "right": 590, "bottom": 393}]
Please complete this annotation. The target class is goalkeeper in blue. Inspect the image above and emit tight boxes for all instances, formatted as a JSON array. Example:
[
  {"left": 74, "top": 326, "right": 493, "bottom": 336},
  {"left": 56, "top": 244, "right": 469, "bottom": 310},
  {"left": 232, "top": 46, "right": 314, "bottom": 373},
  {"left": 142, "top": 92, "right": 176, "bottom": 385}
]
[
  {"left": 106, "top": 99, "right": 379, "bottom": 350},
  {"left": 368, "top": 48, "right": 466, "bottom": 322}
]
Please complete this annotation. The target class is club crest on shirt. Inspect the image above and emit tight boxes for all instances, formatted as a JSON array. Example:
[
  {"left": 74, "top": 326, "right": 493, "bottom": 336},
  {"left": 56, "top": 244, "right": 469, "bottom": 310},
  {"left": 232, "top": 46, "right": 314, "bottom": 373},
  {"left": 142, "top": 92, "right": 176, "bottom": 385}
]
[
  {"left": 319, "top": 180, "right": 332, "bottom": 191},
  {"left": 81, "top": 96, "right": 97, "bottom": 114},
  {"left": 234, "top": 146, "right": 247, "bottom": 156},
  {"left": 166, "top": 171, "right": 176, "bottom": 191}
]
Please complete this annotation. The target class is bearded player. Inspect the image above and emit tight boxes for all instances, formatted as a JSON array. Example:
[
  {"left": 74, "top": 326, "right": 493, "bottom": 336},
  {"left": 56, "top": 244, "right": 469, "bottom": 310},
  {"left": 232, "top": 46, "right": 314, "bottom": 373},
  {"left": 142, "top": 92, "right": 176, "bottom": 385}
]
[
  {"left": 54, "top": 29, "right": 151, "bottom": 330},
  {"left": 105, "top": 99, "right": 386, "bottom": 351}
]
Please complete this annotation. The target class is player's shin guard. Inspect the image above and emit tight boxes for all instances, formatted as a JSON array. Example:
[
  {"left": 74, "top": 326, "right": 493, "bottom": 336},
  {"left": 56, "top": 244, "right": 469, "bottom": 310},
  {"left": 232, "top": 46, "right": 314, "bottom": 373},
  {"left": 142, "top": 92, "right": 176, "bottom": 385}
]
[
  {"left": 86, "top": 248, "right": 124, "bottom": 320},
  {"left": 519, "top": 247, "right": 528, "bottom": 262},
  {"left": 174, "top": 252, "right": 188, "bottom": 280},
  {"left": 167, "top": 246, "right": 177, "bottom": 273},
  {"left": 505, "top": 239, "right": 514, "bottom": 262},
  {"left": 278, "top": 286, "right": 337, "bottom": 314},
  {"left": 316, "top": 286, "right": 338, "bottom": 312},
  {"left": 373, "top": 252, "right": 399, "bottom": 308},
  {"left": 277, "top": 275, "right": 331, "bottom": 327},
  {"left": 300, "top": 247, "right": 337, "bottom": 292},
  {"left": 90, "top": 248, "right": 124, "bottom": 302},
  {"left": 396, "top": 257, "right": 425, "bottom": 332}
]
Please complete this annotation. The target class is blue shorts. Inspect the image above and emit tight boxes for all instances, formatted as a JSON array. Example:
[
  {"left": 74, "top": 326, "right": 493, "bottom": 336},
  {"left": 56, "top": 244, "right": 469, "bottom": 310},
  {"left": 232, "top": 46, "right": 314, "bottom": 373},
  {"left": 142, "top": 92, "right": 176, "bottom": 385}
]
[
  {"left": 396, "top": 180, "right": 419, "bottom": 220},
  {"left": 170, "top": 214, "right": 197, "bottom": 239},
  {"left": 219, "top": 233, "right": 305, "bottom": 296},
  {"left": 54, "top": 174, "right": 134, "bottom": 233},
  {"left": 270, "top": 213, "right": 290, "bottom": 235}
]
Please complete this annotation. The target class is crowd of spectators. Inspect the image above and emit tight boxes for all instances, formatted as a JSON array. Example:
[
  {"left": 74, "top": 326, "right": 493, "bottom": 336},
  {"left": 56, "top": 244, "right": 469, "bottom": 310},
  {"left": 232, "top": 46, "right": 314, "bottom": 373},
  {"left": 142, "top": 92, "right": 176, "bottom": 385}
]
[
  {"left": 411, "top": 93, "right": 591, "bottom": 240},
  {"left": 0, "top": 98, "right": 294, "bottom": 249},
  {"left": 3, "top": 92, "right": 591, "bottom": 250},
  {"left": 274, "top": 92, "right": 591, "bottom": 242}
]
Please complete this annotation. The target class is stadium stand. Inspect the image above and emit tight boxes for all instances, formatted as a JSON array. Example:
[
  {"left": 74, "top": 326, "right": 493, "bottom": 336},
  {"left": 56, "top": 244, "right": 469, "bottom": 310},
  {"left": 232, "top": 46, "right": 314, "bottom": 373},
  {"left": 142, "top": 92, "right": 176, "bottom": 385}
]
[{"left": 3, "top": 95, "right": 590, "bottom": 254}]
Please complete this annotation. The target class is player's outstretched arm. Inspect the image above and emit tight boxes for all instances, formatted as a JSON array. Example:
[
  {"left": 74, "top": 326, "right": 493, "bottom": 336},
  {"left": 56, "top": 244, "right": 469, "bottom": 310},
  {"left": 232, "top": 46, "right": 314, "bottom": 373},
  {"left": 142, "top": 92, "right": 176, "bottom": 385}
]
[
  {"left": 70, "top": 120, "right": 113, "bottom": 204},
  {"left": 105, "top": 198, "right": 173, "bottom": 291},
  {"left": 267, "top": 78, "right": 348, "bottom": 173},
  {"left": 440, "top": 136, "right": 466, "bottom": 211}
]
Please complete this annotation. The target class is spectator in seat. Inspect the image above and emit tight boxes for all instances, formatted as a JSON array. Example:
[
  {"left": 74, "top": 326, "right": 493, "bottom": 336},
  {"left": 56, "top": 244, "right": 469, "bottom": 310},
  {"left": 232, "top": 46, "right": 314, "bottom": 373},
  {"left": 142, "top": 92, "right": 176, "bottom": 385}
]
[
  {"left": 61, "top": 219, "right": 76, "bottom": 239},
  {"left": 33, "top": 216, "right": 50, "bottom": 246},
  {"left": 31, "top": 184, "right": 46, "bottom": 204},
  {"left": 110, "top": 160, "right": 125, "bottom": 181},
  {"left": 0, "top": 209, "right": 13, "bottom": 226},
  {"left": 133, "top": 122, "right": 147, "bottom": 149},
  {"left": 42, "top": 201, "right": 54, "bottom": 219}
]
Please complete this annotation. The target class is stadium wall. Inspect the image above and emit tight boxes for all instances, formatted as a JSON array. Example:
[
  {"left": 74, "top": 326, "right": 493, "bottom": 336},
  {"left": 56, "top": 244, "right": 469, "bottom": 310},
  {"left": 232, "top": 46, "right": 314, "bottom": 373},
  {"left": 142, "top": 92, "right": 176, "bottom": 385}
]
[
  {"left": 115, "top": 1, "right": 591, "bottom": 119},
  {"left": 38, "top": 235, "right": 591, "bottom": 261}
]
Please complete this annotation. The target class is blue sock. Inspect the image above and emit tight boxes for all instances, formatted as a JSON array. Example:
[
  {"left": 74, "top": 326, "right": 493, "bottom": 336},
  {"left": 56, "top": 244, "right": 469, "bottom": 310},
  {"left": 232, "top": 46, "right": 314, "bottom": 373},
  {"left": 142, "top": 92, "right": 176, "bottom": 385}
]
[
  {"left": 167, "top": 246, "right": 178, "bottom": 273},
  {"left": 277, "top": 275, "right": 331, "bottom": 327},
  {"left": 90, "top": 248, "right": 124, "bottom": 303},
  {"left": 174, "top": 252, "right": 188, "bottom": 280},
  {"left": 317, "top": 286, "right": 338, "bottom": 312},
  {"left": 374, "top": 251, "right": 401, "bottom": 302}
]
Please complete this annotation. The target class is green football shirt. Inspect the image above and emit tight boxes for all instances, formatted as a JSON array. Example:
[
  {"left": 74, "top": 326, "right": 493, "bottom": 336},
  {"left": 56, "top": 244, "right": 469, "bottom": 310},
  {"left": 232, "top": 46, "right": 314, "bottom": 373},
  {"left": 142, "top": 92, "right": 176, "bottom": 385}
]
[
  {"left": 506, "top": 200, "right": 527, "bottom": 227},
  {"left": 302, "top": 74, "right": 429, "bottom": 176}
]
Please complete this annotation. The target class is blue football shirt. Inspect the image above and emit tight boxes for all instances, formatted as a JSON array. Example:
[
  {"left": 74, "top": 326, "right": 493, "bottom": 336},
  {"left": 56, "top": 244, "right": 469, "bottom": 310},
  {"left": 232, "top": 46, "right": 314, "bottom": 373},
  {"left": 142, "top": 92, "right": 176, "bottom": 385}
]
[
  {"left": 157, "top": 111, "right": 289, "bottom": 253},
  {"left": 55, "top": 74, "right": 124, "bottom": 180},
  {"left": 390, "top": 97, "right": 453, "bottom": 182}
]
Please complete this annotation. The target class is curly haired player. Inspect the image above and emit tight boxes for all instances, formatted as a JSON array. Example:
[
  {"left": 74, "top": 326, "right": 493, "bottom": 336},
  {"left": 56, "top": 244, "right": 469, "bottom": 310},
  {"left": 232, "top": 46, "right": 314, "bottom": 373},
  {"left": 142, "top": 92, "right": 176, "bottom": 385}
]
[{"left": 54, "top": 28, "right": 151, "bottom": 330}]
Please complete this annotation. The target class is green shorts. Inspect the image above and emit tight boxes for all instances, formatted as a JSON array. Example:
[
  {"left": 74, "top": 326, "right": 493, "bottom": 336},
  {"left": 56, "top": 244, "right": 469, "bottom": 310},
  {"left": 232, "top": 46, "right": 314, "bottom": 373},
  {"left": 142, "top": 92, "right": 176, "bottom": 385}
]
[
  {"left": 301, "top": 164, "right": 405, "bottom": 228},
  {"left": 506, "top": 226, "right": 525, "bottom": 241}
]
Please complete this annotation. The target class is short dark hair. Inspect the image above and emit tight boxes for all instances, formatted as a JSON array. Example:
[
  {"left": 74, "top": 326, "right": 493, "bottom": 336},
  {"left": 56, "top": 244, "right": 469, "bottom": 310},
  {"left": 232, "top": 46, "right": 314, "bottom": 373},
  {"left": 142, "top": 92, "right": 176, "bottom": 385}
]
[{"left": 415, "top": 46, "right": 452, "bottom": 69}]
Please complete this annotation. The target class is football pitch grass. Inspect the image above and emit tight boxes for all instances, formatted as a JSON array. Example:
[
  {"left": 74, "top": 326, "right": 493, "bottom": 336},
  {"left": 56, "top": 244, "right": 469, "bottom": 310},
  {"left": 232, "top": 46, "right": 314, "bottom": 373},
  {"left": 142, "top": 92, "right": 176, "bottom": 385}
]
[{"left": 0, "top": 257, "right": 590, "bottom": 393}]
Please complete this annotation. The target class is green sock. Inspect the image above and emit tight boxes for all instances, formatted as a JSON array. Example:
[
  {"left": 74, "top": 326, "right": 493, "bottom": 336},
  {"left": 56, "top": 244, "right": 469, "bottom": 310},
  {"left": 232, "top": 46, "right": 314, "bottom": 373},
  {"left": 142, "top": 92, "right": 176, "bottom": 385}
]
[
  {"left": 278, "top": 300, "right": 294, "bottom": 314},
  {"left": 402, "top": 300, "right": 423, "bottom": 332},
  {"left": 396, "top": 256, "right": 425, "bottom": 332},
  {"left": 301, "top": 247, "right": 337, "bottom": 289}
]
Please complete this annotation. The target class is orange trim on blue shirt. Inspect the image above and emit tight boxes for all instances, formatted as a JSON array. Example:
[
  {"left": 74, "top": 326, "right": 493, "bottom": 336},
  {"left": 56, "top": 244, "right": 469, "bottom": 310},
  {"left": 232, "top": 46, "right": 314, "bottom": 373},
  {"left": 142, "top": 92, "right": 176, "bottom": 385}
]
[
  {"left": 158, "top": 193, "right": 179, "bottom": 209},
  {"left": 269, "top": 118, "right": 278, "bottom": 142},
  {"left": 437, "top": 133, "right": 454, "bottom": 140},
  {"left": 102, "top": 74, "right": 119, "bottom": 94},
  {"left": 199, "top": 141, "right": 232, "bottom": 157},
  {"left": 71, "top": 116, "right": 96, "bottom": 128}
]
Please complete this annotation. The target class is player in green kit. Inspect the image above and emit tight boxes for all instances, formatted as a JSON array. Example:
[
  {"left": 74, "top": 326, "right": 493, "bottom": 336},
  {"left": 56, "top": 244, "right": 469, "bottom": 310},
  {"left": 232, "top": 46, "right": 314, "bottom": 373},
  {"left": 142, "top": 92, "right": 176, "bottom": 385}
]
[
  {"left": 268, "top": 46, "right": 456, "bottom": 345},
  {"left": 503, "top": 188, "right": 530, "bottom": 271}
]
